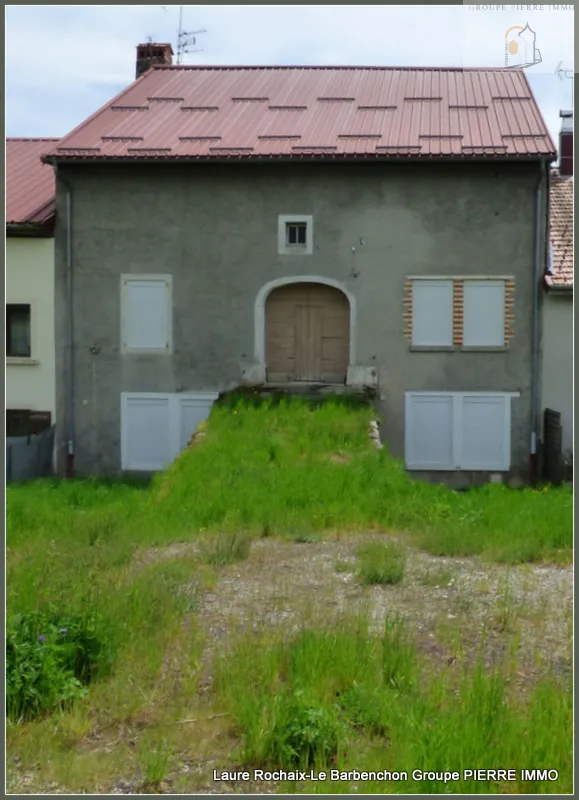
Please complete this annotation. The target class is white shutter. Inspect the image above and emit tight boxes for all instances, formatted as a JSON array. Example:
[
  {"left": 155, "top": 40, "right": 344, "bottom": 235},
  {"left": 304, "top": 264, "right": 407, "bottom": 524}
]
[
  {"left": 405, "top": 393, "right": 454, "bottom": 469},
  {"left": 121, "top": 394, "right": 172, "bottom": 470},
  {"left": 121, "top": 392, "right": 218, "bottom": 471},
  {"left": 460, "top": 395, "right": 510, "bottom": 470},
  {"left": 122, "top": 276, "right": 172, "bottom": 352},
  {"left": 411, "top": 280, "right": 453, "bottom": 346},
  {"left": 179, "top": 393, "right": 219, "bottom": 450},
  {"left": 463, "top": 281, "right": 505, "bottom": 347}
]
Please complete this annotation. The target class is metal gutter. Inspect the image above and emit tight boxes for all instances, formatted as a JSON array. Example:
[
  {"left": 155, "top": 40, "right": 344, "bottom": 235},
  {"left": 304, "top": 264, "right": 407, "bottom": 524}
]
[
  {"left": 42, "top": 153, "right": 557, "bottom": 167},
  {"left": 54, "top": 165, "right": 75, "bottom": 477},
  {"left": 530, "top": 160, "right": 549, "bottom": 482}
]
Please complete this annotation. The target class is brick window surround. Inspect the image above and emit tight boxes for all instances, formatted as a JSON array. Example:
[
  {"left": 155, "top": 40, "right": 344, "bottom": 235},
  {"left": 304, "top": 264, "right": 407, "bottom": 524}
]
[{"left": 403, "top": 277, "right": 515, "bottom": 347}]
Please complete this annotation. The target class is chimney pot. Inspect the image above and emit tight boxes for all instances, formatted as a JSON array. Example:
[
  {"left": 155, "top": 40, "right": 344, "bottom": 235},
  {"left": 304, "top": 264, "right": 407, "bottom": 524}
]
[
  {"left": 136, "top": 42, "right": 174, "bottom": 80},
  {"left": 558, "top": 108, "right": 573, "bottom": 177}
]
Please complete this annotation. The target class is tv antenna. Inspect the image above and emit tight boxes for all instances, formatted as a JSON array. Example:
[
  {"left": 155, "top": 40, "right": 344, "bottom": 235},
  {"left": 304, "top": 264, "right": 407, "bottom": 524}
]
[{"left": 176, "top": 6, "right": 206, "bottom": 64}]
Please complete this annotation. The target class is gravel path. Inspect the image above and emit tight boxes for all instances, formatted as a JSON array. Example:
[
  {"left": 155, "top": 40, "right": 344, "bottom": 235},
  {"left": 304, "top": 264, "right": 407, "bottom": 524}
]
[{"left": 194, "top": 534, "right": 572, "bottom": 685}]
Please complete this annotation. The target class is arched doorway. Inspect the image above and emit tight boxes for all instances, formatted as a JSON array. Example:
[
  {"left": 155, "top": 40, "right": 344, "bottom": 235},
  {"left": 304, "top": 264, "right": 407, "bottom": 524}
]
[{"left": 265, "top": 282, "right": 350, "bottom": 383}]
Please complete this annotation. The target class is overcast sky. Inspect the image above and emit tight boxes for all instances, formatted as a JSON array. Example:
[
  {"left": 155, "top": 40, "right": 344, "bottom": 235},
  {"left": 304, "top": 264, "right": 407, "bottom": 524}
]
[{"left": 5, "top": 4, "right": 574, "bottom": 146}]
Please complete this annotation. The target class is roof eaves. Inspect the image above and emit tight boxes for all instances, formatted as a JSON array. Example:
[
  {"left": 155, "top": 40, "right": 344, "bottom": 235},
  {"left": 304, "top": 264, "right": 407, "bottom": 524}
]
[
  {"left": 6, "top": 219, "right": 54, "bottom": 238},
  {"left": 44, "top": 151, "right": 557, "bottom": 165}
]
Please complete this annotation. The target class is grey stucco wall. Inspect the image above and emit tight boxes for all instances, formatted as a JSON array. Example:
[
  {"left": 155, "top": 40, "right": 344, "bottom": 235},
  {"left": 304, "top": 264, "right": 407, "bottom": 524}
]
[{"left": 53, "top": 160, "right": 545, "bottom": 479}]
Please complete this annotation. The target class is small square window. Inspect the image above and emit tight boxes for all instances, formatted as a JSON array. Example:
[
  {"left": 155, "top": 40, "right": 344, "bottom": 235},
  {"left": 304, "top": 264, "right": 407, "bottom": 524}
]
[
  {"left": 6, "top": 304, "right": 31, "bottom": 357},
  {"left": 286, "top": 222, "right": 307, "bottom": 246},
  {"left": 278, "top": 214, "right": 313, "bottom": 255}
]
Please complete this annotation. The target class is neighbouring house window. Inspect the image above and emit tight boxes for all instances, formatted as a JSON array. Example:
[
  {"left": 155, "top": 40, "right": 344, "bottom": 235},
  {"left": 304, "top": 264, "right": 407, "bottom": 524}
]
[
  {"left": 6, "top": 304, "right": 31, "bottom": 357},
  {"left": 121, "top": 275, "right": 172, "bottom": 353},
  {"left": 404, "top": 278, "right": 514, "bottom": 348},
  {"left": 410, "top": 280, "right": 454, "bottom": 346},
  {"left": 405, "top": 392, "right": 513, "bottom": 471},
  {"left": 278, "top": 214, "right": 313, "bottom": 255},
  {"left": 6, "top": 409, "right": 51, "bottom": 437},
  {"left": 286, "top": 222, "right": 307, "bottom": 246}
]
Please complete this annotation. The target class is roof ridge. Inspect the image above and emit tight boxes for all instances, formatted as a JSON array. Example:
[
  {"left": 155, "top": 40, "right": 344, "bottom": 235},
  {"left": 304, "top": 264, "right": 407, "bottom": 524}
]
[
  {"left": 6, "top": 137, "right": 60, "bottom": 142},
  {"left": 151, "top": 64, "right": 525, "bottom": 72}
]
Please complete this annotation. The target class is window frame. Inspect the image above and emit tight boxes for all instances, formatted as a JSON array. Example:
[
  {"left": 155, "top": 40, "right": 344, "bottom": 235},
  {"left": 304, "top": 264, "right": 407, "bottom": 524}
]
[
  {"left": 120, "top": 274, "right": 173, "bottom": 355},
  {"left": 6, "top": 303, "right": 32, "bottom": 359},
  {"left": 278, "top": 214, "right": 313, "bottom": 255}
]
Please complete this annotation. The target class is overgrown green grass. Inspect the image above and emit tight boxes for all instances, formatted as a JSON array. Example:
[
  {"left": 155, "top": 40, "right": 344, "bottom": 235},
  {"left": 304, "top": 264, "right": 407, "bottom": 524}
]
[
  {"left": 214, "top": 615, "right": 572, "bottom": 794},
  {"left": 5, "top": 393, "right": 572, "bottom": 791},
  {"left": 151, "top": 394, "right": 572, "bottom": 564},
  {"left": 356, "top": 541, "right": 407, "bottom": 585},
  {"left": 7, "top": 394, "right": 572, "bottom": 578}
]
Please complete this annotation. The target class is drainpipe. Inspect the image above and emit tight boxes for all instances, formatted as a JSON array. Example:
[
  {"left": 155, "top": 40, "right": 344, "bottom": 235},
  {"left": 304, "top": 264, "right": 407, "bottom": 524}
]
[
  {"left": 55, "top": 165, "right": 75, "bottom": 477},
  {"left": 530, "top": 159, "right": 548, "bottom": 483}
]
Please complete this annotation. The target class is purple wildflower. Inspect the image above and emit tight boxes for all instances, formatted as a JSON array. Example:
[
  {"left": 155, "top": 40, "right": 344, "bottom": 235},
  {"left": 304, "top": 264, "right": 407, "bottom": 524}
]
[
  {"left": 60, "top": 628, "right": 68, "bottom": 634},
  {"left": 37, "top": 635, "right": 47, "bottom": 643}
]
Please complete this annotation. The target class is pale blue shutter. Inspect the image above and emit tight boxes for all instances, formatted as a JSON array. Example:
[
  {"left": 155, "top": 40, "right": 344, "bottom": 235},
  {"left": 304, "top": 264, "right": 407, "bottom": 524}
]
[
  {"left": 463, "top": 281, "right": 505, "bottom": 347},
  {"left": 405, "top": 393, "right": 454, "bottom": 470}
]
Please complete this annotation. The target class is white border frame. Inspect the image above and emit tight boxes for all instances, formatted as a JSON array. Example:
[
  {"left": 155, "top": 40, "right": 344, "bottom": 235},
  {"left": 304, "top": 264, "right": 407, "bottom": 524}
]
[
  {"left": 120, "top": 274, "right": 173, "bottom": 354},
  {"left": 254, "top": 275, "right": 357, "bottom": 370},
  {"left": 277, "top": 214, "right": 314, "bottom": 255}
]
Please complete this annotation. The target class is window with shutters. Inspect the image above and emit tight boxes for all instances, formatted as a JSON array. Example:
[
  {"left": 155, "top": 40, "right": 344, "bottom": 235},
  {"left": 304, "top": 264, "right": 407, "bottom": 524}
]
[
  {"left": 405, "top": 391, "right": 514, "bottom": 471},
  {"left": 404, "top": 277, "right": 514, "bottom": 349},
  {"left": 121, "top": 275, "right": 172, "bottom": 353}
]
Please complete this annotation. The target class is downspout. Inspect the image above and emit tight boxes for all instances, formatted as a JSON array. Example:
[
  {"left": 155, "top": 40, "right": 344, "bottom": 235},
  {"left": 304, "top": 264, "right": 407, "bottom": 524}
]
[
  {"left": 529, "top": 159, "right": 548, "bottom": 483},
  {"left": 55, "top": 165, "right": 75, "bottom": 477}
]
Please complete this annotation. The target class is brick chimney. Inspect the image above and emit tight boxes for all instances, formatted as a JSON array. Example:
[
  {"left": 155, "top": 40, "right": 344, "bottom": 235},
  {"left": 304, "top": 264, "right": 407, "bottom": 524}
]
[
  {"left": 135, "top": 42, "right": 174, "bottom": 79},
  {"left": 558, "top": 109, "right": 573, "bottom": 177}
]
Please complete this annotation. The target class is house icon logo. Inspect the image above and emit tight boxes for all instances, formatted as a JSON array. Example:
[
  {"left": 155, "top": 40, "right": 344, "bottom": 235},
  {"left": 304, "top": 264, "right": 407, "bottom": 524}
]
[{"left": 504, "top": 24, "right": 542, "bottom": 69}]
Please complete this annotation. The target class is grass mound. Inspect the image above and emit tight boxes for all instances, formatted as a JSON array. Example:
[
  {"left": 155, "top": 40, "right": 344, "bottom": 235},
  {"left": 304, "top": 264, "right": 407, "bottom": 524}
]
[{"left": 149, "top": 393, "right": 572, "bottom": 564}]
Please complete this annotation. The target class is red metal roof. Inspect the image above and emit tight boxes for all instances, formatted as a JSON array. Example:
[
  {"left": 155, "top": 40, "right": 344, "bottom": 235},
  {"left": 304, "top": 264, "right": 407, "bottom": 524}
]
[
  {"left": 43, "top": 66, "right": 556, "bottom": 163},
  {"left": 546, "top": 171, "right": 573, "bottom": 289},
  {"left": 6, "top": 138, "right": 58, "bottom": 224}
]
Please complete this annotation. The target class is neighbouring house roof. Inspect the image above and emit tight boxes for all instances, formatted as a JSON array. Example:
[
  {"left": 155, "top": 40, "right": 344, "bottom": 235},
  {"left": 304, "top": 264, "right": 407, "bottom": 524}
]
[
  {"left": 42, "top": 66, "right": 556, "bottom": 164},
  {"left": 546, "top": 170, "right": 573, "bottom": 290},
  {"left": 6, "top": 138, "right": 58, "bottom": 228}
]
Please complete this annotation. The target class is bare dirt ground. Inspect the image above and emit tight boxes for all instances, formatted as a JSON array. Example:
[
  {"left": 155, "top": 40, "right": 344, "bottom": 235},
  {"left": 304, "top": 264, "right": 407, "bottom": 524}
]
[
  {"left": 192, "top": 535, "right": 572, "bottom": 684},
  {"left": 8, "top": 534, "right": 572, "bottom": 795}
]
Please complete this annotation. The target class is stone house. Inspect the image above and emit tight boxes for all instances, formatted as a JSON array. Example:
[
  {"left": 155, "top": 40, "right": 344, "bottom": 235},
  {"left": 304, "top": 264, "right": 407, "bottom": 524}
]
[{"left": 43, "top": 51, "right": 557, "bottom": 484}]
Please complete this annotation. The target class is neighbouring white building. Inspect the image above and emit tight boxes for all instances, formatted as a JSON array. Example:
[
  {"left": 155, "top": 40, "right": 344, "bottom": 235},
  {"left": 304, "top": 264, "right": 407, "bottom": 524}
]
[{"left": 6, "top": 138, "right": 58, "bottom": 438}]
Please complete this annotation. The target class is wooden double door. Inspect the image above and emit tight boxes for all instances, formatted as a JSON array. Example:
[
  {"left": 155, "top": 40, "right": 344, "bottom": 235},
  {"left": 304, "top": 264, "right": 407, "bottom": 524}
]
[{"left": 265, "top": 283, "right": 350, "bottom": 383}]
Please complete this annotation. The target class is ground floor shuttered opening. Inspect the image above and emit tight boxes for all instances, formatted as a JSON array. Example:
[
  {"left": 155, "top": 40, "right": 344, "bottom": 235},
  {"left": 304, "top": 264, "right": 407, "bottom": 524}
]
[{"left": 120, "top": 392, "right": 219, "bottom": 471}]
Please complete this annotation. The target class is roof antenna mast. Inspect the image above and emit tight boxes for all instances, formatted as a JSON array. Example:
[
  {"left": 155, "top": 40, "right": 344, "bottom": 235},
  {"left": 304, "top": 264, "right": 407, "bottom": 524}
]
[{"left": 176, "top": 6, "right": 206, "bottom": 64}]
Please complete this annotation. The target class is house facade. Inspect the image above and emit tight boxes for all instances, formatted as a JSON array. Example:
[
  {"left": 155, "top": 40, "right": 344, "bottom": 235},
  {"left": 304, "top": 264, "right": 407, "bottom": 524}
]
[
  {"left": 44, "top": 62, "right": 556, "bottom": 484},
  {"left": 542, "top": 110, "right": 573, "bottom": 457},
  {"left": 6, "top": 139, "right": 58, "bottom": 439}
]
